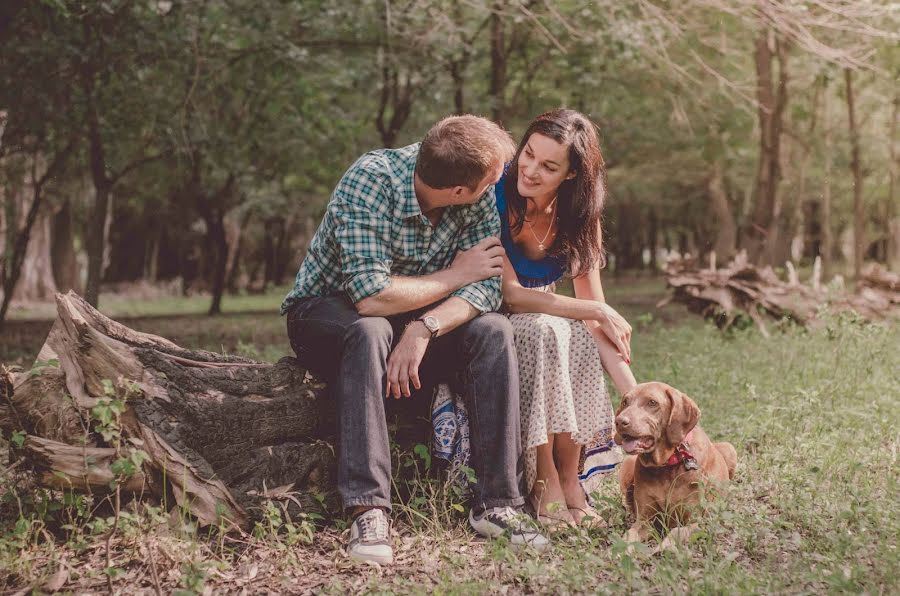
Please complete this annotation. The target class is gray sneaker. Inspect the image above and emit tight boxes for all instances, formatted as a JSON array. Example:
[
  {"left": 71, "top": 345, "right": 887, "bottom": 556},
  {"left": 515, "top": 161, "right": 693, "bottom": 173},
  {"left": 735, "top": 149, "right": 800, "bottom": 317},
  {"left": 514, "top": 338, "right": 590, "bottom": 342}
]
[
  {"left": 469, "top": 506, "right": 549, "bottom": 551},
  {"left": 347, "top": 508, "right": 393, "bottom": 564}
]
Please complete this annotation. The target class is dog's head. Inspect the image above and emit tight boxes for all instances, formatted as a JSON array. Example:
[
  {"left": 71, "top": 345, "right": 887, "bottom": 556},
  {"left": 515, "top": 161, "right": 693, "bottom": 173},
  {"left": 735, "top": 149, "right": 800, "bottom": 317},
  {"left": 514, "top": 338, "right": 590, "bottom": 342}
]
[{"left": 614, "top": 382, "right": 701, "bottom": 460}]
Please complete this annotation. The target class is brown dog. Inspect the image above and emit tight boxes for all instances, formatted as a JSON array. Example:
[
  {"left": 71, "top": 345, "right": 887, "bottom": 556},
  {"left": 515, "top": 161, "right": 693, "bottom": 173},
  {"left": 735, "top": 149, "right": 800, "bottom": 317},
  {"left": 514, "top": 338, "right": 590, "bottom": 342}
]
[{"left": 615, "top": 382, "right": 737, "bottom": 548}]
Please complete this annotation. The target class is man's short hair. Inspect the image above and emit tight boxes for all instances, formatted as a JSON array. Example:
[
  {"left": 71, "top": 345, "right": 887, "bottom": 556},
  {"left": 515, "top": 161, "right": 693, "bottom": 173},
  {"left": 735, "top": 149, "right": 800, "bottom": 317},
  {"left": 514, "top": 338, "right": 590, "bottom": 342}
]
[{"left": 415, "top": 115, "right": 516, "bottom": 190}]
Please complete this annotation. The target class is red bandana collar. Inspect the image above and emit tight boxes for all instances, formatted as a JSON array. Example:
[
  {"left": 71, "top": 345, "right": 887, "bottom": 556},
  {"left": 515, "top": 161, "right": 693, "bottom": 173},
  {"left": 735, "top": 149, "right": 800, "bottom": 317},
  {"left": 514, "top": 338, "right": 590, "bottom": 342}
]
[{"left": 665, "top": 429, "right": 699, "bottom": 469}]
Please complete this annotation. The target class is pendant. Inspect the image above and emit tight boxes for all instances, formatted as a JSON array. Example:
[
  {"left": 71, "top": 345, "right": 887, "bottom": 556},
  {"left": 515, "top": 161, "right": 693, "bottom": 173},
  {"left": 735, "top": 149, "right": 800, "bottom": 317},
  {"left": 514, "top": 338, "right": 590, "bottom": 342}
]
[{"left": 538, "top": 242, "right": 545, "bottom": 251}]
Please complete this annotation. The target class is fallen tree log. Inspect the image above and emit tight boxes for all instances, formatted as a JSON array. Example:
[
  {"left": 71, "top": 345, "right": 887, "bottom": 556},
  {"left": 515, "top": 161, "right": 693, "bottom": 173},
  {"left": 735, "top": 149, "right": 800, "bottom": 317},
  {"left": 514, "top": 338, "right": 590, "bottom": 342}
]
[
  {"left": 1, "top": 291, "right": 338, "bottom": 529},
  {"left": 661, "top": 253, "right": 900, "bottom": 335}
]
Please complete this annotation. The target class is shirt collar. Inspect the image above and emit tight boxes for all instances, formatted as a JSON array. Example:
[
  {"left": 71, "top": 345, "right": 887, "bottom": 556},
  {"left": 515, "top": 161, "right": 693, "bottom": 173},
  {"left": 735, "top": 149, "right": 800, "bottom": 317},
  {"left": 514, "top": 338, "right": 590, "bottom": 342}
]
[{"left": 400, "top": 144, "right": 423, "bottom": 219}]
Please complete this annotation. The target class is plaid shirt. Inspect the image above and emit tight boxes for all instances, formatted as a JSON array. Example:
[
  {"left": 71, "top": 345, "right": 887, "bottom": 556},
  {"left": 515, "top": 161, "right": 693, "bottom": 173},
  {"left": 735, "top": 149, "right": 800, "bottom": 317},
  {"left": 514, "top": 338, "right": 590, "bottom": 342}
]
[{"left": 281, "top": 143, "right": 502, "bottom": 315}]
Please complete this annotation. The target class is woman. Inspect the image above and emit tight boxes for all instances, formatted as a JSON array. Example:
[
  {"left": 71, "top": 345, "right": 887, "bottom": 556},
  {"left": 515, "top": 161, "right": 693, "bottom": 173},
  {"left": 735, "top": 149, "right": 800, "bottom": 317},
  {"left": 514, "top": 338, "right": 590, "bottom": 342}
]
[
  {"left": 432, "top": 109, "right": 637, "bottom": 527},
  {"left": 498, "top": 108, "right": 636, "bottom": 526}
]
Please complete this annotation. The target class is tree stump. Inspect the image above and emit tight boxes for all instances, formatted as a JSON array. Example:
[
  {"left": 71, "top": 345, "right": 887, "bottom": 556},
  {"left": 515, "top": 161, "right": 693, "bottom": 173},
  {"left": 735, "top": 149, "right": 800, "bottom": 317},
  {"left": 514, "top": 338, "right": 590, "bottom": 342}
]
[{"left": 0, "top": 291, "right": 338, "bottom": 529}]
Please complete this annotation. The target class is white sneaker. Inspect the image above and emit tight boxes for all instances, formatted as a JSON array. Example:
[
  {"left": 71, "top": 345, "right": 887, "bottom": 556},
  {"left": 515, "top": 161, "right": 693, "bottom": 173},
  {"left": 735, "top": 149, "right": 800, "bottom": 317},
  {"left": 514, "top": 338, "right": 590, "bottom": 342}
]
[
  {"left": 347, "top": 508, "right": 393, "bottom": 564},
  {"left": 469, "top": 506, "right": 549, "bottom": 551}
]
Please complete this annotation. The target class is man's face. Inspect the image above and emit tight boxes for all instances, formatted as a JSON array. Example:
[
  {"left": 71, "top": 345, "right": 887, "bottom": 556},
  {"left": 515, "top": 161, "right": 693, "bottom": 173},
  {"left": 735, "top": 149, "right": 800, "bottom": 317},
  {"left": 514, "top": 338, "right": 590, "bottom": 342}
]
[{"left": 448, "top": 160, "right": 505, "bottom": 206}]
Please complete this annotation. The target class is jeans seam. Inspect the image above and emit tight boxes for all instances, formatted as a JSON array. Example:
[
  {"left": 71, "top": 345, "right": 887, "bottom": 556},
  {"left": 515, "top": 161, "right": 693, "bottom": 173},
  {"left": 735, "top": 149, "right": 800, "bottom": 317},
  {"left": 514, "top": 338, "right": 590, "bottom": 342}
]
[{"left": 464, "top": 355, "right": 490, "bottom": 510}]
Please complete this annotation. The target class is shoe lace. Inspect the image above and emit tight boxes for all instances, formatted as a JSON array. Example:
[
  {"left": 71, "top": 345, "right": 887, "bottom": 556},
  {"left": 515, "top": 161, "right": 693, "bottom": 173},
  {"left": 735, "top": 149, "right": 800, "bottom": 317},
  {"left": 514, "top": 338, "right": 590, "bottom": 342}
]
[
  {"left": 493, "top": 506, "right": 519, "bottom": 523},
  {"left": 357, "top": 510, "right": 388, "bottom": 541}
]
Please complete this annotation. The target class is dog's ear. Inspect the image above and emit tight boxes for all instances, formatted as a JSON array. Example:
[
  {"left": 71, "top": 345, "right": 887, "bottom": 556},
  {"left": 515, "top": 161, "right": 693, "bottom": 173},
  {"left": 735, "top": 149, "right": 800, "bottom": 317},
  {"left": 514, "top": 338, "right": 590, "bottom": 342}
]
[
  {"left": 612, "top": 390, "right": 633, "bottom": 446},
  {"left": 665, "top": 386, "right": 701, "bottom": 446}
]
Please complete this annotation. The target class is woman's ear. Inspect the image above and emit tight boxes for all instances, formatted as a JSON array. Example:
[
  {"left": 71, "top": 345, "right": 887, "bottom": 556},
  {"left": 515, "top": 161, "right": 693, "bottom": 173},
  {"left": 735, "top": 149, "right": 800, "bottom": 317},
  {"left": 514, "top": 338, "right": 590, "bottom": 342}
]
[
  {"left": 565, "top": 170, "right": 576, "bottom": 180},
  {"left": 664, "top": 385, "right": 701, "bottom": 446}
]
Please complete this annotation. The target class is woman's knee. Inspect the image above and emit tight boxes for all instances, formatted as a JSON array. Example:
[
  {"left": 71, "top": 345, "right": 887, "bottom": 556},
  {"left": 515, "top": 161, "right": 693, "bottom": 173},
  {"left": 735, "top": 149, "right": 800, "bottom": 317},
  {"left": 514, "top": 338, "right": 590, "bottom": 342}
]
[{"left": 521, "top": 314, "right": 573, "bottom": 347}]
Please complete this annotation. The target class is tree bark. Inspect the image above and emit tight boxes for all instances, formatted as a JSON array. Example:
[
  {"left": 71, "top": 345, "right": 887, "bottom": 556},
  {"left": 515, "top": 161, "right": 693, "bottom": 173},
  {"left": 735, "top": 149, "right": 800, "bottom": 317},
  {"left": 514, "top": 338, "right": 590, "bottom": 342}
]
[
  {"left": 886, "top": 96, "right": 898, "bottom": 271},
  {"left": 844, "top": 68, "right": 864, "bottom": 280},
  {"left": 489, "top": 2, "right": 508, "bottom": 124},
  {"left": 745, "top": 27, "right": 789, "bottom": 265},
  {"left": 51, "top": 197, "right": 80, "bottom": 293},
  {"left": 708, "top": 159, "right": 737, "bottom": 261},
  {"left": 821, "top": 83, "right": 834, "bottom": 279},
  {"left": 1, "top": 292, "right": 338, "bottom": 528},
  {"left": 0, "top": 141, "right": 73, "bottom": 330},
  {"left": 200, "top": 204, "right": 229, "bottom": 316}
]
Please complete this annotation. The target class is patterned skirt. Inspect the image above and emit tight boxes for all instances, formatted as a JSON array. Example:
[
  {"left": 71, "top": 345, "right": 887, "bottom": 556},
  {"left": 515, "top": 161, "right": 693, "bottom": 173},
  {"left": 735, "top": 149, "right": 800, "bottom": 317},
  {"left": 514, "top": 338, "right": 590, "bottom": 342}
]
[{"left": 431, "top": 313, "right": 622, "bottom": 497}]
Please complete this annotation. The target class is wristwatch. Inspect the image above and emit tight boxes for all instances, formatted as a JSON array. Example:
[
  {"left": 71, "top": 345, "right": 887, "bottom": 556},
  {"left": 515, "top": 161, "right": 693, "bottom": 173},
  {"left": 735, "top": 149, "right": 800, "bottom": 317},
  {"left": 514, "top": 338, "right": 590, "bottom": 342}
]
[{"left": 416, "top": 315, "right": 440, "bottom": 339}]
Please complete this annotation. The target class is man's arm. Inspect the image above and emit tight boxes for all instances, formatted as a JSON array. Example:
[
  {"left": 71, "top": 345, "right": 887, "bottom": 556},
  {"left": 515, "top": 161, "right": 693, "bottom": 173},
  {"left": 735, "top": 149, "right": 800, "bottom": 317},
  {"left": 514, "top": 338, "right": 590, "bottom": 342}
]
[
  {"left": 356, "top": 236, "right": 504, "bottom": 316},
  {"left": 446, "top": 189, "right": 504, "bottom": 314},
  {"left": 385, "top": 296, "right": 479, "bottom": 398},
  {"left": 384, "top": 191, "right": 504, "bottom": 398}
]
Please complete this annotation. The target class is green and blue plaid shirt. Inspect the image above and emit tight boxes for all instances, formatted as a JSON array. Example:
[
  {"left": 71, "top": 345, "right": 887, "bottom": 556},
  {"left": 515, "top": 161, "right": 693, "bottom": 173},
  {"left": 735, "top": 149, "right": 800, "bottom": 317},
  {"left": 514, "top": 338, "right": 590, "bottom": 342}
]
[{"left": 281, "top": 143, "right": 502, "bottom": 315}]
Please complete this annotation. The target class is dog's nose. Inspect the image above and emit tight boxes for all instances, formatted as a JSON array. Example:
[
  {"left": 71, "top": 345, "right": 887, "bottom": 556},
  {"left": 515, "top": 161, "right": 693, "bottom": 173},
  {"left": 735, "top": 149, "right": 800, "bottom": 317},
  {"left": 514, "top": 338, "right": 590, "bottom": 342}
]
[{"left": 617, "top": 416, "right": 630, "bottom": 428}]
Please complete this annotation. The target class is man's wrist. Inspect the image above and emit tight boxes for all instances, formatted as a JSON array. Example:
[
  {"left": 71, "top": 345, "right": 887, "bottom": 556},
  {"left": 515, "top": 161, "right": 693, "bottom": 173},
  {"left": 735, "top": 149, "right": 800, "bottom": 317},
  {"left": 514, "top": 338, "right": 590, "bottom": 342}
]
[{"left": 404, "top": 320, "right": 433, "bottom": 340}]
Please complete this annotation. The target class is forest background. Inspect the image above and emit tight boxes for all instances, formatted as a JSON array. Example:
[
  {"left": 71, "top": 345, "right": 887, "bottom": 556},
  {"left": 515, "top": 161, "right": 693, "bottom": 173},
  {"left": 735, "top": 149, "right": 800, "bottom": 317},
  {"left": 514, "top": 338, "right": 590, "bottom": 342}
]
[{"left": 1, "top": 0, "right": 898, "bottom": 325}]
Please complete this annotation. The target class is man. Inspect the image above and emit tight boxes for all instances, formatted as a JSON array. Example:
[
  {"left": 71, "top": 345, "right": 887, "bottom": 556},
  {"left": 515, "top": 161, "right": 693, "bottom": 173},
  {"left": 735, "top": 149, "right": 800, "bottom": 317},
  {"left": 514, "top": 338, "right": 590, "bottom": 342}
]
[{"left": 282, "top": 115, "right": 548, "bottom": 564}]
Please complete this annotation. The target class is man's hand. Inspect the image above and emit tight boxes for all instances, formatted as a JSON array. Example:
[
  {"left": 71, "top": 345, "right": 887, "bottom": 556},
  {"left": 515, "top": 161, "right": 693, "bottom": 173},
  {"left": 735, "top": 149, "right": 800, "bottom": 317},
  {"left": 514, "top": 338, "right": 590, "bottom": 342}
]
[
  {"left": 593, "top": 302, "right": 632, "bottom": 364},
  {"left": 386, "top": 321, "right": 431, "bottom": 399},
  {"left": 449, "top": 236, "right": 505, "bottom": 286}
]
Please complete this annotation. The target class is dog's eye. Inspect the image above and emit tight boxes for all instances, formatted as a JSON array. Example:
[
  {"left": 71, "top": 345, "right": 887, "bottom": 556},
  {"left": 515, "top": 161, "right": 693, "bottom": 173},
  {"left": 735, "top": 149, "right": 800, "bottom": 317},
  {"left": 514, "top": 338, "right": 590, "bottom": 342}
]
[{"left": 648, "top": 400, "right": 658, "bottom": 407}]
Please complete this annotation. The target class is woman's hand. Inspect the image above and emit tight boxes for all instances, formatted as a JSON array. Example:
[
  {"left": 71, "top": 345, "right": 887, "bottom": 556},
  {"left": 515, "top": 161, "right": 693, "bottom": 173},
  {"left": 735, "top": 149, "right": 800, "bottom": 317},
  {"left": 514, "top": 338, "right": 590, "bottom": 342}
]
[
  {"left": 594, "top": 302, "right": 632, "bottom": 364},
  {"left": 449, "top": 236, "right": 505, "bottom": 285}
]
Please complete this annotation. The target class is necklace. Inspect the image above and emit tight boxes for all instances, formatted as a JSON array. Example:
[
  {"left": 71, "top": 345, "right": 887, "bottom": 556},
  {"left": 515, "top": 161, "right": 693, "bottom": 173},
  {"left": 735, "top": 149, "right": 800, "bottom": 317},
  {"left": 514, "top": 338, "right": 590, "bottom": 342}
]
[{"left": 526, "top": 197, "right": 558, "bottom": 251}]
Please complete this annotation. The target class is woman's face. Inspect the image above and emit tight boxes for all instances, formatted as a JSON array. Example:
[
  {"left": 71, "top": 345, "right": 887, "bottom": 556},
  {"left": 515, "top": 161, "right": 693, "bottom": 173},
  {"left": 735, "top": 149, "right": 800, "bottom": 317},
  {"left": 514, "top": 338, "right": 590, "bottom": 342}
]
[{"left": 516, "top": 133, "right": 575, "bottom": 199}]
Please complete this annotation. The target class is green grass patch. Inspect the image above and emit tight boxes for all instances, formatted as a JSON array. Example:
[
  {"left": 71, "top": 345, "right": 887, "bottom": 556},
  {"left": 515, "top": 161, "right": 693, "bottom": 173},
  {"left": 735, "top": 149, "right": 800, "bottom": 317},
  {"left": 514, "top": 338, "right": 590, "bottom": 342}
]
[{"left": 1, "top": 282, "right": 898, "bottom": 593}]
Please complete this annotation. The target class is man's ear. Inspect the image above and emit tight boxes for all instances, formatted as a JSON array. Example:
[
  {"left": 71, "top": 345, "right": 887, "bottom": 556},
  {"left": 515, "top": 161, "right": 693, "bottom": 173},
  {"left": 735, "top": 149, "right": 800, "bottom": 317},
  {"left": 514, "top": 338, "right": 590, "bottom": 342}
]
[{"left": 665, "top": 386, "right": 701, "bottom": 446}]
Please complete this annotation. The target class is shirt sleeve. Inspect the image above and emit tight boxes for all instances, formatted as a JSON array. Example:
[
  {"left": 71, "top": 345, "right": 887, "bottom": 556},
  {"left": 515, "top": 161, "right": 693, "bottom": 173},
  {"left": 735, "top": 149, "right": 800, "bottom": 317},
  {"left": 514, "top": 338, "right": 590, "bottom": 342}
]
[
  {"left": 450, "top": 187, "right": 503, "bottom": 313},
  {"left": 331, "top": 168, "right": 394, "bottom": 303}
]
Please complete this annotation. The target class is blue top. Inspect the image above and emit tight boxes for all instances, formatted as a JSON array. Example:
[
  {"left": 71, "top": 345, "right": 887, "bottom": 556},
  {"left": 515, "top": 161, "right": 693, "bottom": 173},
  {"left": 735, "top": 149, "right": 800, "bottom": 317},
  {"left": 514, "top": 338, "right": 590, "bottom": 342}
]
[{"left": 496, "top": 173, "right": 566, "bottom": 288}]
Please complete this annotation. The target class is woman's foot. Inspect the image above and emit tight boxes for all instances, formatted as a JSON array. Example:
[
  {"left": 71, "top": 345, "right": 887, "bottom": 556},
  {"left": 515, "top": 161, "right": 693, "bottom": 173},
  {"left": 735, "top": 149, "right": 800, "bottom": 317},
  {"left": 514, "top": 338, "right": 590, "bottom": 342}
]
[
  {"left": 529, "top": 477, "right": 576, "bottom": 529},
  {"left": 559, "top": 476, "right": 605, "bottom": 528},
  {"left": 567, "top": 505, "right": 607, "bottom": 529}
]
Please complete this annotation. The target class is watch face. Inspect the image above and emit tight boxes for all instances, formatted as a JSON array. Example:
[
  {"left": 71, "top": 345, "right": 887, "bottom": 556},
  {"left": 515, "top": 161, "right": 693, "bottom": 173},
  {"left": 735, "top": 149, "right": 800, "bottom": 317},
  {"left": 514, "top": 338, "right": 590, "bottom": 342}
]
[{"left": 422, "top": 316, "right": 439, "bottom": 333}]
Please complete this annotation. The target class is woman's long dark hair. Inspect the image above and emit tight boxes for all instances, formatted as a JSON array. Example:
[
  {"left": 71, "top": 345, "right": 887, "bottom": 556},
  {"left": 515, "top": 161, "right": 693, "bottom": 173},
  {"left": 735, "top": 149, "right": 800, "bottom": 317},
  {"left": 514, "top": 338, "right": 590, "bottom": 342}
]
[{"left": 506, "top": 108, "right": 607, "bottom": 276}]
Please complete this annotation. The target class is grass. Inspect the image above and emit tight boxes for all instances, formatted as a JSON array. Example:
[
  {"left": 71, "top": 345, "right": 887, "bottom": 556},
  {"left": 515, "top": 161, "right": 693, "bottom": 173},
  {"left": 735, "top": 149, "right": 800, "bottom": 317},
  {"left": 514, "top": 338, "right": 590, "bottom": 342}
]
[{"left": 1, "top": 280, "right": 898, "bottom": 594}]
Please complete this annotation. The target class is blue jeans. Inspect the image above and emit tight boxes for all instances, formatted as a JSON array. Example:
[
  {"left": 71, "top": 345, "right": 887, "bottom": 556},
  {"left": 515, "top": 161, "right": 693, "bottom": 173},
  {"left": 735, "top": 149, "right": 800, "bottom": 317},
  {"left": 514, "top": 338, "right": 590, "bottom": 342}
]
[{"left": 286, "top": 294, "right": 524, "bottom": 512}]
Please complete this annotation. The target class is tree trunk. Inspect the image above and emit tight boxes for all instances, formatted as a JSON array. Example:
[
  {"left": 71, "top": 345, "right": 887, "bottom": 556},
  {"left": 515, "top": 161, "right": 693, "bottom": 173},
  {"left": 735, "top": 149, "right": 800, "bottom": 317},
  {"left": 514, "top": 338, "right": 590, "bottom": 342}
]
[
  {"left": 489, "top": 2, "right": 508, "bottom": 124},
  {"left": 205, "top": 208, "right": 228, "bottom": 316},
  {"left": 708, "top": 159, "right": 737, "bottom": 261},
  {"left": 224, "top": 209, "right": 251, "bottom": 295},
  {"left": 886, "top": 96, "right": 898, "bottom": 271},
  {"left": 844, "top": 68, "right": 864, "bottom": 280},
  {"left": 647, "top": 208, "right": 659, "bottom": 270},
  {"left": 82, "top": 66, "right": 111, "bottom": 309},
  {"left": 1, "top": 292, "right": 338, "bottom": 528},
  {"left": 744, "top": 27, "right": 789, "bottom": 265},
  {"left": 51, "top": 197, "right": 79, "bottom": 293},
  {"left": 822, "top": 84, "right": 834, "bottom": 278},
  {"left": 0, "top": 168, "right": 48, "bottom": 330},
  {"left": 14, "top": 210, "right": 57, "bottom": 301}
]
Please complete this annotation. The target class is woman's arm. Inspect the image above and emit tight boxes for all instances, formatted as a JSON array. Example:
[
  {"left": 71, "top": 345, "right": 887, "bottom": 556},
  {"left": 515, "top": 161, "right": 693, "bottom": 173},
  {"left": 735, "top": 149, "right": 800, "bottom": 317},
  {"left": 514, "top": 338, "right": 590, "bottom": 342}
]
[
  {"left": 572, "top": 266, "right": 637, "bottom": 395},
  {"left": 501, "top": 255, "right": 633, "bottom": 361}
]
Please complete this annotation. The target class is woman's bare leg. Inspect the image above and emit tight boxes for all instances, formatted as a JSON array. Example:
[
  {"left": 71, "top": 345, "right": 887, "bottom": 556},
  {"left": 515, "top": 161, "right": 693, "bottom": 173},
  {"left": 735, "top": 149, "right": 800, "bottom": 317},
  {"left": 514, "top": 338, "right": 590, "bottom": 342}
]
[
  {"left": 554, "top": 432, "right": 596, "bottom": 524},
  {"left": 530, "top": 434, "right": 574, "bottom": 525}
]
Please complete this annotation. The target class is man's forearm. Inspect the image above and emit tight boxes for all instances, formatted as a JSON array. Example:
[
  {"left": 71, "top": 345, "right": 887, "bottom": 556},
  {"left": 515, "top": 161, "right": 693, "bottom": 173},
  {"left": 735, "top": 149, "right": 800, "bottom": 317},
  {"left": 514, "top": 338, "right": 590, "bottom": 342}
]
[
  {"left": 355, "top": 270, "right": 466, "bottom": 316},
  {"left": 424, "top": 296, "right": 480, "bottom": 336}
]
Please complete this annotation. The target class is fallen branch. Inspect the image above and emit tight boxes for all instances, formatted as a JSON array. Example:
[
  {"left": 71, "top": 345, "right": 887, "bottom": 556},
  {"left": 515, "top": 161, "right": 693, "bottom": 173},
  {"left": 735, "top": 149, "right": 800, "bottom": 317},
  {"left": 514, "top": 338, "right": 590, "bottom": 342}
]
[{"left": 662, "top": 253, "right": 900, "bottom": 334}]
